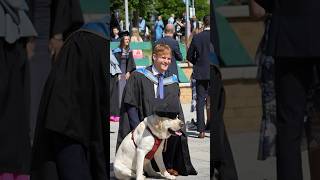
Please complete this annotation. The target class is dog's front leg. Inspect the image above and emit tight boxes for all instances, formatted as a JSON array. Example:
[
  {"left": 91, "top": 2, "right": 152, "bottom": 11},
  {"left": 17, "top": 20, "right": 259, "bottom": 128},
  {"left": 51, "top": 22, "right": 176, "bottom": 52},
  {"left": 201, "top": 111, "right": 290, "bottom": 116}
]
[
  {"left": 136, "top": 148, "right": 147, "bottom": 180},
  {"left": 144, "top": 160, "right": 162, "bottom": 178},
  {"left": 154, "top": 152, "right": 176, "bottom": 179}
]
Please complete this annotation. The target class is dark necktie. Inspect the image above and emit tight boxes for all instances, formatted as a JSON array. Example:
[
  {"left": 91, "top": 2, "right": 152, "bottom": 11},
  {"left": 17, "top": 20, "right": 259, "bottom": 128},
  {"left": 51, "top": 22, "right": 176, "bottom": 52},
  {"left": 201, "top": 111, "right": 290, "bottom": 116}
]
[{"left": 157, "top": 74, "right": 164, "bottom": 99}]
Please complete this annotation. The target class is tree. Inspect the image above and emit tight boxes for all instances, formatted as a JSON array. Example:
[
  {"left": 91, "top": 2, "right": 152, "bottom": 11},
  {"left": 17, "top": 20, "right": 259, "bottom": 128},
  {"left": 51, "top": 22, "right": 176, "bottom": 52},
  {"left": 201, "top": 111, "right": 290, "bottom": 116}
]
[
  {"left": 154, "top": 0, "right": 186, "bottom": 20},
  {"left": 194, "top": 0, "right": 210, "bottom": 20},
  {"left": 110, "top": 0, "right": 209, "bottom": 26}
]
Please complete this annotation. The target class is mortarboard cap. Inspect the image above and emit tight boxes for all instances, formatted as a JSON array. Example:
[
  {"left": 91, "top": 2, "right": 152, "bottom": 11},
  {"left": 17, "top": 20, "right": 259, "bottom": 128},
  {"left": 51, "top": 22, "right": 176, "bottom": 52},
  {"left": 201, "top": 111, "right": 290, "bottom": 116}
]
[
  {"left": 152, "top": 94, "right": 180, "bottom": 119},
  {"left": 119, "top": 31, "right": 130, "bottom": 38}
]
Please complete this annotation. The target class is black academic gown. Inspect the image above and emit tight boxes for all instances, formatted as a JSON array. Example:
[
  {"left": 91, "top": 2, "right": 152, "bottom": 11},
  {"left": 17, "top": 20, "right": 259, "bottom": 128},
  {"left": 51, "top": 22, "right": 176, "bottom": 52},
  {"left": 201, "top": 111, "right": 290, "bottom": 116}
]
[
  {"left": 31, "top": 30, "right": 109, "bottom": 180},
  {"left": 113, "top": 49, "right": 136, "bottom": 74},
  {"left": 0, "top": 38, "right": 31, "bottom": 174},
  {"left": 112, "top": 49, "right": 136, "bottom": 109},
  {"left": 116, "top": 66, "right": 197, "bottom": 176},
  {"left": 110, "top": 74, "right": 120, "bottom": 115},
  {"left": 27, "top": 0, "right": 84, "bottom": 144}
]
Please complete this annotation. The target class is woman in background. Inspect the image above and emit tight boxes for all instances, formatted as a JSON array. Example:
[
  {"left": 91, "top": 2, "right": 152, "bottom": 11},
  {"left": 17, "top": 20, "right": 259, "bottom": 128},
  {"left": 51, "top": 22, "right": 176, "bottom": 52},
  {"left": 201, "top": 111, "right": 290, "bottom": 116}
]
[
  {"left": 154, "top": 15, "right": 164, "bottom": 41},
  {"left": 130, "top": 27, "right": 143, "bottom": 42},
  {"left": 112, "top": 31, "right": 136, "bottom": 122},
  {"left": 130, "top": 27, "right": 144, "bottom": 59}
]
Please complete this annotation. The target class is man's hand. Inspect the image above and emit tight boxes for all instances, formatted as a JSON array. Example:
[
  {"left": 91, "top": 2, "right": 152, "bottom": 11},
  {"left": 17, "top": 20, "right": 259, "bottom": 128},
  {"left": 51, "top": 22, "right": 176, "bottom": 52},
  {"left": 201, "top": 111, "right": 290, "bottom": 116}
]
[
  {"left": 125, "top": 72, "right": 130, "bottom": 80},
  {"left": 49, "top": 34, "right": 64, "bottom": 57},
  {"left": 26, "top": 37, "right": 35, "bottom": 60}
]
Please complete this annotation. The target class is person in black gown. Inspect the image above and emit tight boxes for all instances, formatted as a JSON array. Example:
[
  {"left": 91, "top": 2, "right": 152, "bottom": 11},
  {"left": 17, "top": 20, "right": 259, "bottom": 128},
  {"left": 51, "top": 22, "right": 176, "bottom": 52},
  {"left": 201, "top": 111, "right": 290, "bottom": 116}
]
[
  {"left": 27, "top": 0, "right": 84, "bottom": 145},
  {"left": 0, "top": 0, "right": 37, "bottom": 178},
  {"left": 116, "top": 43, "right": 197, "bottom": 176},
  {"left": 31, "top": 17, "right": 109, "bottom": 180},
  {"left": 111, "top": 31, "right": 136, "bottom": 121},
  {"left": 110, "top": 49, "right": 122, "bottom": 121}
]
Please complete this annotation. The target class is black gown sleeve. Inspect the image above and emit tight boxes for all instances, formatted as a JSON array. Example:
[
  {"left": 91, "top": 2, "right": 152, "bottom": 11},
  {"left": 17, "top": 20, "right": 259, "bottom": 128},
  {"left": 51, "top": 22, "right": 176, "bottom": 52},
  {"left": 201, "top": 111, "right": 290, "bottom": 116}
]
[
  {"left": 126, "top": 104, "right": 140, "bottom": 129},
  {"left": 187, "top": 37, "right": 197, "bottom": 64},
  {"left": 126, "top": 51, "right": 136, "bottom": 73},
  {"left": 116, "top": 72, "right": 142, "bottom": 149},
  {"left": 174, "top": 41, "right": 183, "bottom": 62},
  {"left": 50, "top": 0, "right": 84, "bottom": 39},
  {"left": 122, "top": 72, "right": 141, "bottom": 106}
]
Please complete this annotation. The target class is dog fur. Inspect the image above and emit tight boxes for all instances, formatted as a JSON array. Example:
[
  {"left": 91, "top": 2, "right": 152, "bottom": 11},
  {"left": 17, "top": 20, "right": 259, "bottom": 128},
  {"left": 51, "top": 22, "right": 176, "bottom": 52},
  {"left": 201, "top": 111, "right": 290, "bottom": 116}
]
[{"left": 114, "top": 114, "right": 184, "bottom": 180}]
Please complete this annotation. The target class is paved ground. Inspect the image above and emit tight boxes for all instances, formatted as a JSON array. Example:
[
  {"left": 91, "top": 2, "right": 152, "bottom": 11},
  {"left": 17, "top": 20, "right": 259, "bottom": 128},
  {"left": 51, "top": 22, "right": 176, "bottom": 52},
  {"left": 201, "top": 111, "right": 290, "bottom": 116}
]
[
  {"left": 228, "top": 131, "right": 310, "bottom": 180},
  {"left": 110, "top": 104, "right": 210, "bottom": 179}
]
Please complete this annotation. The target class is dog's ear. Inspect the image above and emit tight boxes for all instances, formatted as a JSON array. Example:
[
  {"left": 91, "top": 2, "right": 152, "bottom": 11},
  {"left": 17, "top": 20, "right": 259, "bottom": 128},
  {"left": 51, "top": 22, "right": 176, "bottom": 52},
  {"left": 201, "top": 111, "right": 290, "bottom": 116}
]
[{"left": 154, "top": 117, "right": 164, "bottom": 130}]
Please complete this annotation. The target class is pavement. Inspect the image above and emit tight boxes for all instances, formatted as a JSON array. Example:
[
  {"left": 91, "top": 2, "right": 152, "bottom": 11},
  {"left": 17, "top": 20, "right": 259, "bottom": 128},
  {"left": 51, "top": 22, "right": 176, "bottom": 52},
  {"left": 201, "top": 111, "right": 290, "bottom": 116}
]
[
  {"left": 109, "top": 104, "right": 210, "bottom": 180},
  {"left": 228, "top": 131, "right": 310, "bottom": 180}
]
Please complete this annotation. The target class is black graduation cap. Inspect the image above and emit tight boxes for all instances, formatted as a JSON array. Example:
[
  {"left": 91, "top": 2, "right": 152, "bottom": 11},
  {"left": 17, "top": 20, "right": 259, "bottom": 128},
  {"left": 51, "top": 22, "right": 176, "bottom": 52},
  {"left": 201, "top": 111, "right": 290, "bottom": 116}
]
[
  {"left": 119, "top": 31, "right": 130, "bottom": 38},
  {"left": 152, "top": 95, "right": 180, "bottom": 119}
]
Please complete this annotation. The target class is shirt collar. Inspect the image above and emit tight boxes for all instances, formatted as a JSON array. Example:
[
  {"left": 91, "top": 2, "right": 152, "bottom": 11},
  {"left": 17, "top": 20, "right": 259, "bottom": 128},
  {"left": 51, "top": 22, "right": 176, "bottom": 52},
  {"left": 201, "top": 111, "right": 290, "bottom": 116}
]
[
  {"left": 152, "top": 65, "right": 165, "bottom": 76},
  {"left": 204, "top": 27, "right": 210, "bottom": 31}
]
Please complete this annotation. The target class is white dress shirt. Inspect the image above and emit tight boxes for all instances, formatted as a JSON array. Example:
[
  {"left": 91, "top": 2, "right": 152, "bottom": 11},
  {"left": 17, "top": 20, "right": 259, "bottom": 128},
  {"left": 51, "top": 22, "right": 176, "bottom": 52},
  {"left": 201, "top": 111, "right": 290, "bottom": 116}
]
[{"left": 152, "top": 66, "right": 165, "bottom": 98}]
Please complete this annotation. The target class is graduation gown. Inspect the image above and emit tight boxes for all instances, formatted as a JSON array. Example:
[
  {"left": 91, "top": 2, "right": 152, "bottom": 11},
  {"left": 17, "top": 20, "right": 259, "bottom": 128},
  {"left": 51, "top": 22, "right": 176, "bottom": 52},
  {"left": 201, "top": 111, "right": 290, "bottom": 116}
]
[
  {"left": 0, "top": 0, "right": 36, "bottom": 173},
  {"left": 112, "top": 48, "right": 136, "bottom": 108},
  {"left": 110, "top": 51, "right": 121, "bottom": 116},
  {"left": 0, "top": 38, "right": 31, "bottom": 174},
  {"left": 116, "top": 66, "right": 197, "bottom": 176},
  {"left": 112, "top": 48, "right": 136, "bottom": 74},
  {"left": 31, "top": 24, "right": 109, "bottom": 180},
  {"left": 27, "top": 0, "right": 84, "bottom": 143},
  {"left": 110, "top": 74, "right": 120, "bottom": 115}
]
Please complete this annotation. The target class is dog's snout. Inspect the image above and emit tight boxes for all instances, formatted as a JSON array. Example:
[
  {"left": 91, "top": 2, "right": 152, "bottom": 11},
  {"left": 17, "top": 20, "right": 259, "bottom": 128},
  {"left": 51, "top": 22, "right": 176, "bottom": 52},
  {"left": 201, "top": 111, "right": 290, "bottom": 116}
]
[{"left": 179, "top": 121, "right": 184, "bottom": 127}]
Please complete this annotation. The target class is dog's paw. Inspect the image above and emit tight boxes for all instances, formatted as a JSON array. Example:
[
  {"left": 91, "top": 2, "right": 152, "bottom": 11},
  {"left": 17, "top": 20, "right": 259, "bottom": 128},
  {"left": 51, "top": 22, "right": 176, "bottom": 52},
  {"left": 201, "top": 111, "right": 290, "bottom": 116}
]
[
  {"left": 147, "top": 171, "right": 162, "bottom": 178},
  {"left": 161, "top": 171, "right": 176, "bottom": 180},
  {"left": 136, "top": 175, "right": 146, "bottom": 180}
]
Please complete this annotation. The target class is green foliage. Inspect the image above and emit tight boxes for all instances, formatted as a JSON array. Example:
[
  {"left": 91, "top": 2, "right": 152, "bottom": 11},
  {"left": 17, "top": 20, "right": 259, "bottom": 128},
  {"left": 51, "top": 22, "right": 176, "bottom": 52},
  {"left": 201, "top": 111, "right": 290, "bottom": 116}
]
[
  {"left": 154, "top": 0, "right": 186, "bottom": 20},
  {"left": 110, "top": 0, "right": 209, "bottom": 22},
  {"left": 194, "top": 0, "right": 210, "bottom": 19}
]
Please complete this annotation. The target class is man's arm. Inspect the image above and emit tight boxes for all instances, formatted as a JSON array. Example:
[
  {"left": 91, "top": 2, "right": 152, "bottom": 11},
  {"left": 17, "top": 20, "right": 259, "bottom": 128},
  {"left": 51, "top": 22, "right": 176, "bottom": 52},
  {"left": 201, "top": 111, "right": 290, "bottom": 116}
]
[
  {"left": 125, "top": 103, "right": 140, "bottom": 130},
  {"left": 173, "top": 41, "right": 183, "bottom": 62},
  {"left": 187, "top": 38, "right": 197, "bottom": 64}
]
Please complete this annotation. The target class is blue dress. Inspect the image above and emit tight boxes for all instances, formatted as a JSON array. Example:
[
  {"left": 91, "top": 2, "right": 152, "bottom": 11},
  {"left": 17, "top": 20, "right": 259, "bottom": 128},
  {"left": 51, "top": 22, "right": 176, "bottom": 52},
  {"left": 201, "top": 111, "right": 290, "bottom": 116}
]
[{"left": 154, "top": 20, "right": 164, "bottom": 41}]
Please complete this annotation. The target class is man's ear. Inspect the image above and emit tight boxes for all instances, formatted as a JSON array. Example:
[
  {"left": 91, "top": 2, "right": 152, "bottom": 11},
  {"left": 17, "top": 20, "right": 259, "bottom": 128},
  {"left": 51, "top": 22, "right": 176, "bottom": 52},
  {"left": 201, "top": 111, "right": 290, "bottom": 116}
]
[{"left": 152, "top": 54, "right": 156, "bottom": 62}]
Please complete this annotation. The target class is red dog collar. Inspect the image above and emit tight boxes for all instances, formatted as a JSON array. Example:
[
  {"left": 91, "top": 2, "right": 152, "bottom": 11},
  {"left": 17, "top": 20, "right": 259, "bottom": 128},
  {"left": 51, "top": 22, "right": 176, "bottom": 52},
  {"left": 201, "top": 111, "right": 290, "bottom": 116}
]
[{"left": 131, "top": 126, "right": 162, "bottom": 160}]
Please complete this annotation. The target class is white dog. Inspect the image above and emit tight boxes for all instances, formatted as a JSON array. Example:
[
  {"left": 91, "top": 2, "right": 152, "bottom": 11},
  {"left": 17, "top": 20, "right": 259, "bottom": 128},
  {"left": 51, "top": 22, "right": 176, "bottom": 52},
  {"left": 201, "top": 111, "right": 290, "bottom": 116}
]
[{"left": 114, "top": 114, "right": 184, "bottom": 180}]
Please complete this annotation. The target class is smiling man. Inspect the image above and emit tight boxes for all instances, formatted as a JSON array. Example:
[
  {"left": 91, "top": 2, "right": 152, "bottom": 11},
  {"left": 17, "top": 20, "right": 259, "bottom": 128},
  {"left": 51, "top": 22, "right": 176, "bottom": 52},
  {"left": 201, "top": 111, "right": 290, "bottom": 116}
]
[{"left": 116, "top": 44, "right": 197, "bottom": 177}]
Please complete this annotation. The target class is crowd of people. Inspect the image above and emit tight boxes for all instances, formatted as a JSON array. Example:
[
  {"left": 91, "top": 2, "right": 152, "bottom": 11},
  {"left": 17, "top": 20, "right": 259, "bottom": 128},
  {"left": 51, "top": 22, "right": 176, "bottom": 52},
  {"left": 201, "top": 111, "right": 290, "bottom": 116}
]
[{"left": 111, "top": 11, "right": 204, "bottom": 44}]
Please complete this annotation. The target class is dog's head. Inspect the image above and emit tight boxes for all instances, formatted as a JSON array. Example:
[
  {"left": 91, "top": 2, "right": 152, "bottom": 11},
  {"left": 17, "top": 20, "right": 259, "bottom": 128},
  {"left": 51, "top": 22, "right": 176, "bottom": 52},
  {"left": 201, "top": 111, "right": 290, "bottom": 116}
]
[{"left": 146, "top": 114, "right": 184, "bottom": 139}]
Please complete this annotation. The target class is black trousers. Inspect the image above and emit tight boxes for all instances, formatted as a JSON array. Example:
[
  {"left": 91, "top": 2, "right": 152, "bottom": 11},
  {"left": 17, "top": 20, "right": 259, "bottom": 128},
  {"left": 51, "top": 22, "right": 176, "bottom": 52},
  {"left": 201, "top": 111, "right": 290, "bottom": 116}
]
[
  {"left": 53, "top": 134, "right": 92, "bottom": 180},
  {"left": 196, "top": 80, "right": 210, "bottom": 132},
  {"left": 275, "top": 58, "right": 318, "bottom": 180}
]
